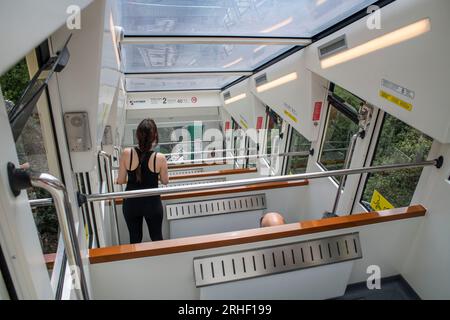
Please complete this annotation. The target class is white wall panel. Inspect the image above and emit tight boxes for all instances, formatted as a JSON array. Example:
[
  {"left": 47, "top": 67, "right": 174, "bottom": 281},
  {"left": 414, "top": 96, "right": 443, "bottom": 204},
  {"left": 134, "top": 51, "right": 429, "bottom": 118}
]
[
  {"left": 304, "top": 0, "right": 450, "bottom": 143},
  {"left": 0, "top": 0, "right": 93, "bottom": 75}
]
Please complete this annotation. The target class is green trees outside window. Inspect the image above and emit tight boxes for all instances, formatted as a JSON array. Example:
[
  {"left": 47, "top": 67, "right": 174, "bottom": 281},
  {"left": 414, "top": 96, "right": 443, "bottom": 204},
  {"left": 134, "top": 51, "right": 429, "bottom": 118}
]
[{"left": 361, "top": 114, "right": 433, "bottom": 210}]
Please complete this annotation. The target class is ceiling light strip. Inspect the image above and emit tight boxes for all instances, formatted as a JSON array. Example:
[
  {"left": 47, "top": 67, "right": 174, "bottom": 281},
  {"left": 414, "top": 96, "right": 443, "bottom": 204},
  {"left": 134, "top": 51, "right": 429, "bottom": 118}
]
[
  {"left": 256, "top": 72, "right": 298, "bottom": 93},
  {"left": 321, "top": 18, "right": 431, "bottom": 69},
  {"left": 224, "top": 93, "right": 247, "bottom": 105}
]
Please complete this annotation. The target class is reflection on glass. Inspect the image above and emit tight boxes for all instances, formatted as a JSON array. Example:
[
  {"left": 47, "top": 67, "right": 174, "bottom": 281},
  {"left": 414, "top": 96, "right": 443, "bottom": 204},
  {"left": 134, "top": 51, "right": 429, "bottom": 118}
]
[
  {"left": 123, "top": 44, "right": 292, "bottom": 73},
  {"left": 361, "top": 114, "right": 433, "bottom": 210},
  {"left": 119, "top": 0, "right": 377, "bottom": 37},
  {"left": 286, "top": 128, "right": 311, "bottom": 175},
  {"left": 319, "top": 105, "right": 358, "bottom": 174}
]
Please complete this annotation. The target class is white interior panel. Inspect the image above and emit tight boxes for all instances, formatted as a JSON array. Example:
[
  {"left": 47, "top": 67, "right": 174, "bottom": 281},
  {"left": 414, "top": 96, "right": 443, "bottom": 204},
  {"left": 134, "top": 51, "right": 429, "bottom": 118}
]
[{"left": 304, "top": 0, "right": 450, "bottom": 143}]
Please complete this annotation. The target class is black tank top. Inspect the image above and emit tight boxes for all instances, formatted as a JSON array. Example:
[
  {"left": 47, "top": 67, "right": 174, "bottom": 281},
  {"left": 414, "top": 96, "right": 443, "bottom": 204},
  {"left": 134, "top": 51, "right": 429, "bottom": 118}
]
[{"left": 126, "top": 148, "right": 159, "bottom": 192}]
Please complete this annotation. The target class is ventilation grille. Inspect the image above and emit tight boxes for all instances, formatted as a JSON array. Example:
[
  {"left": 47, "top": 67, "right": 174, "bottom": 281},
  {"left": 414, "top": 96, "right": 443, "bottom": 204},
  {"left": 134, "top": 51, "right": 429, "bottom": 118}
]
[
  {"left": 193, "top": 233, "right": 362, "bottom": 287},
  {"left": 254, "top": 73, "right": 267, "bottom": 86},
  {"left": 160, "top": 177, "right": 226, "bottom": 188},
  {"left": 169, "top": 168, "right": 204, "bottom": 177},
  {"left": 223, "top": 91, "right": 231, "bottom": 100},
  {"left": 318, "top": 35, "right": 347, "bottom": 59},
  {"left": 166, "top": 194, "right": 266, "bottom": 221}
]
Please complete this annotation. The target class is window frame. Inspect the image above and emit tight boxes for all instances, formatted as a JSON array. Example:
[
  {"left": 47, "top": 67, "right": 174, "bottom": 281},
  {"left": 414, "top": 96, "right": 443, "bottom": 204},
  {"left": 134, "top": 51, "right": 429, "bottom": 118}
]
[
  {"left": 355, "top": 111, "right": 434, "bottom": 212},
  {"left": 317, "top": 85, "right": 361, "bottom": 184},
  {"left": 264, "top": 106, "right": 284, "bottom": 168},
  {"left": 284, "top": 125, "right": 311, "bottom": 175}
]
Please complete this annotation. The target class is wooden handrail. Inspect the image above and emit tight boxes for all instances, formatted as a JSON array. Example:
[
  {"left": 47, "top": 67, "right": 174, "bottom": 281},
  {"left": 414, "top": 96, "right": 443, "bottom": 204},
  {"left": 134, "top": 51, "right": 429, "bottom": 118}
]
[
  {"left": 89, "top": 205, "right": 426, "bottom": 264},
  {"left": 114, "top": 180, "right": 309, "bottom": 205},
  {"left": 170, "top": 167, "right": 257, "bottom": 180}
]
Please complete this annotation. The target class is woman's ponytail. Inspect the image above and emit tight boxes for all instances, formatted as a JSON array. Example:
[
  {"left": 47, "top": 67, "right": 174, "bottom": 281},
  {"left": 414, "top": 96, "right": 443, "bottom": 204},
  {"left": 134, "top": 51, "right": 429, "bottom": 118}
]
[{"left": 135, "top": 119, "right": 158, "bottom": 182}]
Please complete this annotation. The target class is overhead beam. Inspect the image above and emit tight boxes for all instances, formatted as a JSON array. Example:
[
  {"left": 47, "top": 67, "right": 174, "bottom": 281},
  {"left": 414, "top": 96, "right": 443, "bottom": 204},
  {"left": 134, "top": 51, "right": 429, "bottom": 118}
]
[{"left": 122, "top": 36, "right": 312, "bottom": 46}]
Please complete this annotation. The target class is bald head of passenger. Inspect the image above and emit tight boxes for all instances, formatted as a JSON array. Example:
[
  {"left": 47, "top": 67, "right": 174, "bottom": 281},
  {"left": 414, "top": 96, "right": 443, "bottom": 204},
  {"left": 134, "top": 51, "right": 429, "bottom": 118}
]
[{"left": 260, "top": 212, "right": 286, "bottom": 227}]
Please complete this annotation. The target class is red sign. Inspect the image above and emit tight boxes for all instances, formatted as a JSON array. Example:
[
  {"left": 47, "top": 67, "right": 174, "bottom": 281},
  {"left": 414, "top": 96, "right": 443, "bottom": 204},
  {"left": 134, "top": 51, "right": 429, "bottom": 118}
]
[
  {"left": 191, "top": 96, "right": 198, "bottom": 103},
  {"left": 256, "top": 116, "right": 264, "bottom": 130},
  {"left": 225, "top": 121, "right": 231, "bottom": 131},
  {"left": 313, "top": 102, "right": 323, "bottom": 121}
]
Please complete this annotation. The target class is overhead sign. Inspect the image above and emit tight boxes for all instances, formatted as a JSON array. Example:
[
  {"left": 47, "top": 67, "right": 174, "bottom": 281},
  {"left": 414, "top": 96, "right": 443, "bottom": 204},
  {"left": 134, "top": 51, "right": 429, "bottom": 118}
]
[
  {"left": 129, "top": 96, "right": 199, "bottom": 106},
  {"left": 370, "top": 190, "right": 394, "bottom": 211},
  {"left": 382, "top": 79, "right": 415, "bottom": 100}
]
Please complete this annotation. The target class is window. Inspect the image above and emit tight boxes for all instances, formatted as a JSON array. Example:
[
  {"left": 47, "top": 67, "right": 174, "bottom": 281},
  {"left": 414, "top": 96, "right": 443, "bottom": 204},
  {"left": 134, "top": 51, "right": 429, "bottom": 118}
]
[
  {"left": 1, "top": 59, "right": 59, "bottom": 254},
  {"left": 285, "top": 128, "right": 311, "bottom": 175},
  {"left": 265, "top": 107, "right": 283, "bottom": 166},
  {"left": 361, "top": 114, "right": 433, "bottom": 210},
  {"left": 319, "top": 85, "right": 362, "bottom": 181}
]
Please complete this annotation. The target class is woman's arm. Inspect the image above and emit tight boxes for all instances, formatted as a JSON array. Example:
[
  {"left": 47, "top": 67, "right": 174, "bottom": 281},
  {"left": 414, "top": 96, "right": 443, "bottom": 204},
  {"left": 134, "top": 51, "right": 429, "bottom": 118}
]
[
  {"left": 116, "top": 149, "right": 129, "bottom": 185},
  {"left": 158, "top": 153, "right": 169, "bottom": 185}
]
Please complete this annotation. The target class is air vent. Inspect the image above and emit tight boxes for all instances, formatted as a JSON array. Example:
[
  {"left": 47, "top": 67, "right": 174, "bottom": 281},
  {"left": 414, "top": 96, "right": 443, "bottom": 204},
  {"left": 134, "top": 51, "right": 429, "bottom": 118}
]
[
  {"left": 166, "top": 194, "right": 266, "bottom": 220},
  {"left": 193, "top": 233, "right": 362, "bottom": 287},
  {"left": 223, "top": 91, "right": 231, "bottom": 100},
  {"left": 318, "top": 35, "right": 347, "bottom": 59},
  {"left": 159, "top": 177, "right": 226, "bottom": 188},
  {"left": 254, "top": 73, "right": 267, "bottom": 86},
  {"left": 169, "top": 168, "right": 204, "bottom": 177}
]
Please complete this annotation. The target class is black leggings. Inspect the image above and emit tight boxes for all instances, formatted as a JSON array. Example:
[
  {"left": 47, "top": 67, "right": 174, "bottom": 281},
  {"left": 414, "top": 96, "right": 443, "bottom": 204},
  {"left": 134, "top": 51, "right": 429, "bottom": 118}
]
[{"left": 123, "top": 197, "right": 163, "bottom": 244}]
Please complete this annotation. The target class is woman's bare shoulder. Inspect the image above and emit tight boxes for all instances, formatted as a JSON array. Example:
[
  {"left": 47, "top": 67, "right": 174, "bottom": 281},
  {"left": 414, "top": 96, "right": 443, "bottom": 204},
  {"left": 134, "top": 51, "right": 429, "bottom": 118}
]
[
  {"left": 156, "top": 152, "right": 167, "bottom": 162},
  {"left": 121, "top": 148, "right": 132, "bottom": 156}
]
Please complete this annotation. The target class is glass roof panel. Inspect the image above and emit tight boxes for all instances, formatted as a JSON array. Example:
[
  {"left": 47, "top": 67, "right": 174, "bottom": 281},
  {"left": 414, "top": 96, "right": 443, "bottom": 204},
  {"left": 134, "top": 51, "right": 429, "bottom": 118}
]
[
  {"left": 123, "top": 43, "right": 291, "bottom": 73},
  {"left": 126, "top": 74, "right": 241, "bottom": 91},
  {"left": 119, "top": 0, "right": 378, "bottom": 37}
]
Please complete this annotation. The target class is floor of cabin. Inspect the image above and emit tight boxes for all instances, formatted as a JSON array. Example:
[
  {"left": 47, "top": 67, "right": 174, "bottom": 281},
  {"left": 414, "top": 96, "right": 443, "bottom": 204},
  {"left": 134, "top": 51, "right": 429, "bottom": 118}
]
[{"left": 336, "top": 275, "right": 420, "bottom": 300}]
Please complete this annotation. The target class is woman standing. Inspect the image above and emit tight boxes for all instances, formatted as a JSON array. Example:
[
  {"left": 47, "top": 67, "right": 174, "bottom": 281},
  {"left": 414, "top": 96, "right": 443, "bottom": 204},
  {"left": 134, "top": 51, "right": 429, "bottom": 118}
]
[{"left": 116, "top": 119, "right": 169, "bottom": 243}]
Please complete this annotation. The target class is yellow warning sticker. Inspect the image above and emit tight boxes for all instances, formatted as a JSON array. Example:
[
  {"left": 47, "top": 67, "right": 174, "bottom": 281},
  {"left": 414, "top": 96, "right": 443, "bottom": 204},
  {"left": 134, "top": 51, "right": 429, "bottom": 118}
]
[
  {"left": 284, "top": 109, "right": 298, "bottom": 123},
  {"left": 370, "top": 190, "right": 395, "bottom": 211},
  {"left": 239, "top": 119, "right": 248, "bottom": 129},
  {"left": 380, "top": 90, "right": 413, "bottom": 111}
]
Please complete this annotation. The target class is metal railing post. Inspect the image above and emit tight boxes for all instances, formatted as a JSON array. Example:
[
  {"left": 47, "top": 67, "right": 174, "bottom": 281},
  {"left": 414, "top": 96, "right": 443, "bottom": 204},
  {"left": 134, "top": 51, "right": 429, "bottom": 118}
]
[
  {"left": 98, "top": 151, "right": 121, "bottom": 245},
  {"left": 329, "top": 132, "right": 360, "bottom": 216}
]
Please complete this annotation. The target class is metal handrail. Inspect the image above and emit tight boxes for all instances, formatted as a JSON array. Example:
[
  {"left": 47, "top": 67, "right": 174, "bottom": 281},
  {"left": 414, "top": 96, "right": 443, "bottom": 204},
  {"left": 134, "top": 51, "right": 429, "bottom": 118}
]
[
  {"left": 7, "top": 163, "right": 90, "bottom": 300},
  {"left": 98, "top": 151, "right": 121, "bottom": 244},
  {"left": 82, "top": 157, "right": 443, "bottom": 203},
  {"left": 331, "top": 132, "right": 359, "bottom": 215},
  {"left": 29, "top": 198, "right": 53, "bottom": 208}
]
